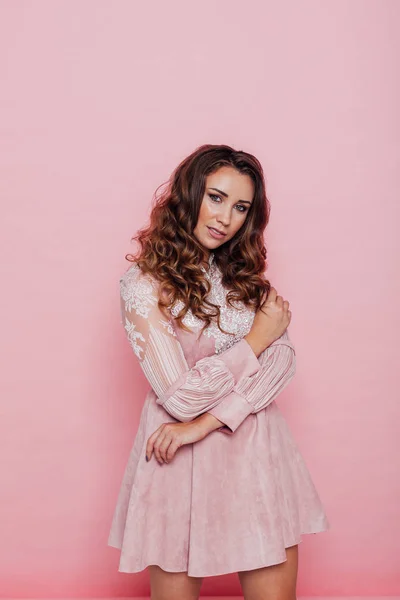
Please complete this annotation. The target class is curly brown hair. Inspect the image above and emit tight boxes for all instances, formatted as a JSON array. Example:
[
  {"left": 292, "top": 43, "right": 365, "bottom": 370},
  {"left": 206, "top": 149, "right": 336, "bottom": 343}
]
[{"left": 125, "top": 143, "right": 272, "bottom": 337}]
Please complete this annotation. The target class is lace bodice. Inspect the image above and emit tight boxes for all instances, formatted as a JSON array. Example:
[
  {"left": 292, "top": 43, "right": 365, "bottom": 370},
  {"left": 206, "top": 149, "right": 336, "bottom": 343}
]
[
  {"left": 119, "top": 253, "right": 296, "bottom": 433},
  {"left": 169, "top": 253, "right": 255, "bottom": 354}
]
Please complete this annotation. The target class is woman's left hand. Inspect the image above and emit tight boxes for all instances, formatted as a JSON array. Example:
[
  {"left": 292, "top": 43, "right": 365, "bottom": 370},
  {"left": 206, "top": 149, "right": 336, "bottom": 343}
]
[{"left": 145, "top": 420, "right": 208, "bottom": 465}]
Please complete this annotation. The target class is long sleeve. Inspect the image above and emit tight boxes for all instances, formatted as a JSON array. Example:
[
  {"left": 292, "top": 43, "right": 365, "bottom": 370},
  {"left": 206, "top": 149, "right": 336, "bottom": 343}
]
[
  {"left": 206, "top": 329, "right": 296, "bottom": 434},
  {"left": 119, "top": 264, "right": 262, "bottom": 421}
]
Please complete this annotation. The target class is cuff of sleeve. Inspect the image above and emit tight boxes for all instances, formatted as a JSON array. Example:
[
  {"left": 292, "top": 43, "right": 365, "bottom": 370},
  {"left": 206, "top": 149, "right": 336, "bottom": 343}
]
[
  {"left": 269, "top": 330, "right": 296, "bottom": 353},
  {"left": 217, "top": 425, "right": 234, "bottom": 435},
  {"left": 207, "top": 391, "right": 253, "bottom": 433},
  {"left": 218, "top": 337, "right": 260, "bottom": 383}
]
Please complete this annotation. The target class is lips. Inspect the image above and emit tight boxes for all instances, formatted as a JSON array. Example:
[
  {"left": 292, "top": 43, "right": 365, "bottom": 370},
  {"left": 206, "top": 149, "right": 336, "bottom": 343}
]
[{"left": 208, "top": 226, "right": 227, "bottom": 236}]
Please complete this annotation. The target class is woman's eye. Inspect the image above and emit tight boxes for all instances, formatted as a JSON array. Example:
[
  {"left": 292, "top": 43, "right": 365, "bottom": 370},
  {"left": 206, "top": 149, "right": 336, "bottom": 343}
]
[{"left": 209, "top": 194, "right": 248, "bottom": 213}]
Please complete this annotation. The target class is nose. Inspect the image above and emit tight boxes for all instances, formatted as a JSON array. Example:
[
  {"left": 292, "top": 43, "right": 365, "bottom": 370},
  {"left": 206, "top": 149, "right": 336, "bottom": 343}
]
[{"left": 217, "top": 204, "right": 231, "bottom": 227}]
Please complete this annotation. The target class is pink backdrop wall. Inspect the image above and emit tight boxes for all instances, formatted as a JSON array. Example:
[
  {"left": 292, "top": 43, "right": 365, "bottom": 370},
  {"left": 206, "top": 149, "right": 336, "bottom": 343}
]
[{"left": 1, "top": 0, "right": 399, "bottom": 597}]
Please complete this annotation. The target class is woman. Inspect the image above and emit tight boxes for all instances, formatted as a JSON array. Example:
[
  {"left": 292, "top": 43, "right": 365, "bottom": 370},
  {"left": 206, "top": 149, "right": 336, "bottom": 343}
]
[{"left": 108, "top": 144, "right": 329, "bottom": 599}]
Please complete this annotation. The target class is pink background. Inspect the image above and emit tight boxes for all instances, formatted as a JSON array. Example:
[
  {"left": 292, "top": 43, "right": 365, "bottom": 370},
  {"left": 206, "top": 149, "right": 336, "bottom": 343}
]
[{"left": 1, "top": 0, "right": 399, "bottom": 597}]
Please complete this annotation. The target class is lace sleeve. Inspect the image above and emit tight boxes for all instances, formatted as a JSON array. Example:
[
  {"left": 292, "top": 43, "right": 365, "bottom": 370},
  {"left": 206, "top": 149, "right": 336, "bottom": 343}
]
[{"left": 119, "top": 264, "right": 262, "bottom": 422}]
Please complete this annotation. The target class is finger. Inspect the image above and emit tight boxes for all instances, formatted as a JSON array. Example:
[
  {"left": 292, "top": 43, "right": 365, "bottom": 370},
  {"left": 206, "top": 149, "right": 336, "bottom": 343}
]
[
  {"left": 146, "top": 425, "right": 165, "bottom": 461},
  {"left": 259, "top": 292, "right": 267, "bottom": 310},
  {"left": 154, "top": 432, "right": 169, "bottom": 465},
  {"left": 146, "top": 428, "right": 161, "bottom": 461},
  {"left": 267, "top": 286, "right": 277, "bottom": 301},
  {"left": 166, "top": 440, "right": 181, "bottom": 462},
  {"left": 158, "top": 434, "right": 174, "bottom": 463}
]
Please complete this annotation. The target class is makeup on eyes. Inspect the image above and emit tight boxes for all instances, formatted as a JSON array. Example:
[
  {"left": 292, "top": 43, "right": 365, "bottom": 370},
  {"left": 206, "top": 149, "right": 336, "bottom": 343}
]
[
  {"left": 208, "top": 193, "right": 248, "bottom": 213},
  {"left": 208, "top": 187, "right": 252, "bottom": 206}
]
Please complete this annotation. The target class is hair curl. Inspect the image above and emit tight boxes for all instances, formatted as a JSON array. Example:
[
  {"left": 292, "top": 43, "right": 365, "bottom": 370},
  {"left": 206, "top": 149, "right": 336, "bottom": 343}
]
[{"left": 125, "top": 143, "right": 272, "bottom": 338}]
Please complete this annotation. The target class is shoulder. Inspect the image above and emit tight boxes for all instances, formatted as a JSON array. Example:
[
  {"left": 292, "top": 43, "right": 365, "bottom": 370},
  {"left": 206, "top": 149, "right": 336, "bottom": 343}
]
[
  {"left": 119, "top": 261, "right": 158, "bottom": 287},
  {"left": 119, "top": 262, "right": 159, "bottom": 318}
]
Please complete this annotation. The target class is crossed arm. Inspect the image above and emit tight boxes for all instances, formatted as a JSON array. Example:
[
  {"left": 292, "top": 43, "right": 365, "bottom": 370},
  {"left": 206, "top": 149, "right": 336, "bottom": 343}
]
[{"left": 120, "top": 265, "right": 296, "bottom": 434}]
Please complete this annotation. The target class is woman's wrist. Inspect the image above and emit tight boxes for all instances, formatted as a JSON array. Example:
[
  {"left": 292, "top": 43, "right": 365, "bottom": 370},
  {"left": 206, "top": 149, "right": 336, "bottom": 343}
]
[
  {"left": 244, "top": 333, "right": 265, "bottom": 358},
  {"left": 195, "top": 412, "right": 225, "bottom": 435}
]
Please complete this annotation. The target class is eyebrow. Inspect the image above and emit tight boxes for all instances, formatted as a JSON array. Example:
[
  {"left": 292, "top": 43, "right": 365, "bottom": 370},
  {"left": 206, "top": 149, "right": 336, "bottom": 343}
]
[{"left": 209, "top": 187, "right": 252, "bottom": 205}]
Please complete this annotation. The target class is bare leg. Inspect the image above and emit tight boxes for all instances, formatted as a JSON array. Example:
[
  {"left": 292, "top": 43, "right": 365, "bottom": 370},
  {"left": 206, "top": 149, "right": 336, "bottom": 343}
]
[
  {"left": 237, "top": 544, "right": 299, "bottom": 600},
  {"left": 148, "top": 565, "right": 203, "bottom": 600}
]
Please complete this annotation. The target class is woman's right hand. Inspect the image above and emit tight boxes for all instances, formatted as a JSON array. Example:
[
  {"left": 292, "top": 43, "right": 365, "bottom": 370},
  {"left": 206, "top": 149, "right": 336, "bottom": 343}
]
[{"left": 245, "top": 287, "right": 292, "bottom": 356}]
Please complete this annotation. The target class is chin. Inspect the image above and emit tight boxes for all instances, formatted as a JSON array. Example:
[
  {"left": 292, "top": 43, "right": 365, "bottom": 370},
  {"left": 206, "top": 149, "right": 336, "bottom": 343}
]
[
  {"left": 204, "top": 236, "right": 223, "bottom": 248},
  {"left": 201, "top": 239, "right": 217, "bottom": 249}
]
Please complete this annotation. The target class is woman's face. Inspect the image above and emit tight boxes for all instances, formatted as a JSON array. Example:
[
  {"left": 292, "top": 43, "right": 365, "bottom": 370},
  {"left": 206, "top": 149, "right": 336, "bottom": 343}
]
[{"left": 193, "top": 166, "right": 254, "bottom": 254}]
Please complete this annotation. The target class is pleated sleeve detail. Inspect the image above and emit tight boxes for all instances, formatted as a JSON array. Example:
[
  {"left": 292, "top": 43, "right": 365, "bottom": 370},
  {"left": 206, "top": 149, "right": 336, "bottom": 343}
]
[{"left": 207, "top": 330, "right": 297, "bottom": 434}]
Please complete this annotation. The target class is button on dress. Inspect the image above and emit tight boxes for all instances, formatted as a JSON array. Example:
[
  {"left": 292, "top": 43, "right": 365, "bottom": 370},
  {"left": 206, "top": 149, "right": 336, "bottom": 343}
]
[{"left": 107, "top": 252, "right": 330, "bottom": 577}]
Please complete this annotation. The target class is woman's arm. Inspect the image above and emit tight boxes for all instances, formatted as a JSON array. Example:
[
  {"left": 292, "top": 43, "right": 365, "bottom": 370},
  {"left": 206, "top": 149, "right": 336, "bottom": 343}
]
[
  {"left": 119, "top": 264, "right": 262, "bottom": 420},
  {"left": 179, "top": 331, "right": 296, "bottom": 435},
  {"left": 120, "top": 264, "right": 295, "bottom": 432},
  {"left": 205, "top": 331, "right": 296, "bottom": 434}
]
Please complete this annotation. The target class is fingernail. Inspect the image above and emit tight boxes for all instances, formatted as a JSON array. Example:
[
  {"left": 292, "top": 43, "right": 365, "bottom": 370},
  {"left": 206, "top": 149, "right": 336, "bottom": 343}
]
[{"left": 145, "top": 455, "right": 149, "bottom": 462}]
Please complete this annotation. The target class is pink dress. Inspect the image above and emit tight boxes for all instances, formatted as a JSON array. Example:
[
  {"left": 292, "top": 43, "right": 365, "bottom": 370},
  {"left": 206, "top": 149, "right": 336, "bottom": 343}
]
[{"left": 107, "top": 252, "right": 330, "bottom": 577}]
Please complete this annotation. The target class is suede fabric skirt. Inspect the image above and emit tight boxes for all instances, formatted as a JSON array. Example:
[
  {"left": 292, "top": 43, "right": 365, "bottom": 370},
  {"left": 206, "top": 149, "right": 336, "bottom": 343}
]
[{"left": 107, "top": 390, "right": 330, "bottom": 577}]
